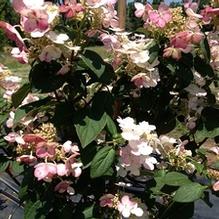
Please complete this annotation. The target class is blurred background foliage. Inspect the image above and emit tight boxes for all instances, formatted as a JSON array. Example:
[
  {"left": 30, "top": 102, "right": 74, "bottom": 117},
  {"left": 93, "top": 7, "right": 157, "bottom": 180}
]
[{"left": 0, "top": 0, "right": 19, "bottom": 51}]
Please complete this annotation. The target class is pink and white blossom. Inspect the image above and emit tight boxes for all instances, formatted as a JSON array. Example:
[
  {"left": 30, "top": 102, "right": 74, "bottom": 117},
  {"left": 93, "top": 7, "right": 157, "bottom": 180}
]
[
  {"left": 12, "top": 0, "right": 58, "bottom": 37},
  {"left": 87, "top": 0, "right": 117, "bottom": 8},
  {"left": 11, "top": 47, "right": 28, "bottom": 64},
  {"left": 39, "top": 45, "right": 62, "bottom": 62},
  {"left": 143, "top": 156, "right": 158, "bottom": 170},
  {"left": 147, "top": 3, "right": 172, "bottom": 28},
  {"left": 130, "top": 50, "right": 150, "bottom": 68},
  {"left": 128, "top": 140, "right": 153, "bottom": 156},
  {"left": 119, "top": 146, "right": 142, "bottom": 176},
  {"left": 0, "top": 21, "right": 26, "bottom": 50},
  {"left": 0, "top": 75, "right": 21, "bottom": 91},
  {"left": 35, "top": 142, "right": 56, "bottom": 159},
  {"left": 34, "top": 162, "right": 57, "bottom": 181},
  {"left": 117, "top": 117, "right": 139, "bottom": 141},
  {"left": 56, "top": 163, "right": 68, "bottom": 176},
  {"left": 99, "top": 194, "right": 114, "bottom": 207},
  {"left": 213, "top": 181, "right": 219, "bottom": 191},
  {"left": 59, "top": 0, "right": 84, "bottom": 18},
  {"left": 209, "top": 146, "right": 219, "bottom": 155},
  {"left": 21, "top": 94, "right": 39, "bottom": 106},
  {"left": 17, "top": 154, "right": 37, "bottom": 165},
  {"left": 4, "top": 132, "right": 25, "bottom": 144},
  {"left": 23, "top": 134, "right": 46, "bottom": 146},
  {"left": 131, "top": 71, "right": 160, "bottom": 88},
  {"left": 100, "top": 33, "right": 120, "bottom": 51},
  {"left": 46, "top": 31, "right": 69, "bottom": 44},
  {"left": 55, "top": 180, "right": 74, "bottom": 194},
  {"left": 117, "top": 195, "right": 143, "bottom": 218},
  {"left": 201, "top": 6, "right": 219, "bottom": 24},
  {"left": 62, "top": 140, "right": 80, "bottom": 154},
  {"left": 170, "top": 31, "right": 193, "bottom": 53},
  {"left": 102, "top": 4, "right": 119, "bottom": 29},
  {"left": 71, "top": 162, "right": 83, "bottom": 177},
  {"left": 134, "top": 2, "right": 146, "bottom": 18},
  {"left": 163, "top": 47, "right": 182, "bottom": 60},
  {"left": 6, "top": 111, "right": 15, "bottom": 128}
]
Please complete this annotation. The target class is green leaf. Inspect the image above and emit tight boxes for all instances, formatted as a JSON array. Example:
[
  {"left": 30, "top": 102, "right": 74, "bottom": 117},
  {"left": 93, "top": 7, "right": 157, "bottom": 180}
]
[
  {"left": 80, "top": 50, "right": 114, "bottom": 84},
  {"left": 164, "top": 172, "right": 191, "bottom": 186},
  {"left": 154, "top": 169, "right": 167, "bottom": 177},
  {"left": 11, "top": 160, "right": 24, "bottom": 175},
  {"left": 52, "top": 102, "right": 75, "bottom": 125},
  {"left": 195, "top": 126, "right": 219, "bottom": 142},
  {"left": 19, "top": 168, "right": 34, "bottom": 201},
  {"left": 210, "top": 161, "right": 219, "bottom": 170},
  {"left": 136, "top": 27, "right": 149, "bottom": 36},
  {"left": 173, "top": 183, "right": 206, "bottom": 203},
  {"left": 12, "top": 83, "right": 31, "bottom": 108},
  {"left": 0, "top": 97, "right": 10, "bottom": 125},
  {"left": 75, "top": 112, "right": 107, "bottom": 148},
  {"left": 14, "top": 108, "right": 27, "bottom": 123},
  {"left": 191, "top": 160, "right": 204, "bottom": 174},
  {"left": 175, "top": 63, "right": 193, "bottom": 89},
  {"left": 90, "top": 146, "right": 115, "bottom": 178},
  {"left": 155, "top": 108, "right": 176, "bottom": 134},
  {"left": 14, "top": 97, "right": 51, "bottom": 124},
  {"left": 200, "top": 37, "right": 211, "bottom": 63},
  {"left": 19, "top": 184, "right": 28, "bottom": 201},
  {"left": 29, "top": 61, "right": 65, "bottom": 93},
  {"left": 91, "top": 91, "right": 113, "bottom": 117},
  {"left": 151, "top": 177, "right": 165, "bottom": 194},
  {"left": 194, "top": 56, "right": 214, "bottom": 77},
  {"left": 103, "top": 167, "right": 114, "bottom": 176},
  {"left": 83, "top": 205, "right": 95, "bottom": 219},
  {"left": 195, "top": 107, "right": 219, "bottom": 142},
  {"left": 0, "top": 113, "right": 8, "bottom": 126},
  {"left": 0, "top": 138, "right": 7, "bottom": 148},
  {"left": 24, "top": 200, "right": 45, "bottom": 219},
  {"left": 0, "top": 160, "right": 9, "bottom": 172},
  {"left": 148, "top": 43, "right": 159, "bottom": 64},
  {"left": 80, "top": 143, "right": 97, "bottom": 167},
  {"left": 106, "top": 115, "right": 117, "bottom": 136}
]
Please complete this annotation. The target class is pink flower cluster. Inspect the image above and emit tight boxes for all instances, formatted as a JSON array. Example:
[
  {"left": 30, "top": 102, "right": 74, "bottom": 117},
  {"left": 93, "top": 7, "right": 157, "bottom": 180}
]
[
  {"left": 99, "top": 194, "right": 145, "bottom": 218},
  {"left": 99, "top": 32, "right": 160, "bottom": 88},
  {"left": 135, "top": 2, "right": 172, "bottom": 28},
  {"left": 163, "top": 9, "right": 204, "bottom": 60},
  {"left": 0, "top": 0, "right": 120, "bottom": 69},
  {"left": 12, "top": 0, "right": 58, "bottom": 37},
  {"left": 0, "top": 74, "right": 21, "bottom": 100},
  {"left": 59, "top": 0, "right": 119, "bottom": 29},
  {"left": 163, "top": 29, "right": 204, "bottom": 60},
  {"left": 200, "top": 6, "right": 219, "bottom": 24},
  {"left": 162, "top": 2, "right": 219, "bottom": 60},
  {"left": 116, "top": 117, "right": 160, "bottom": 176},
  {"left": 87, "top": 0, "right": 119, "bottom": 29},
  {"left": 0, "top": 21, "right": 28, "bottom": 64},
  {"left": 101, "top": 2, "right": 119, "bottom": 29},
  {"left": 4, "top": 132, "right": 82, "bottom": 192},
  {"left": 59, "top": 0, "right": 84, "bottom": 18}
]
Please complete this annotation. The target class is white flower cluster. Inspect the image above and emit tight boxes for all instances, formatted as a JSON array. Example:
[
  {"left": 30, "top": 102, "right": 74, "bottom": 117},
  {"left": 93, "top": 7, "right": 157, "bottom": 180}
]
[
  {"left": 117, "top": 117, "right": 160, "bottom": 176},
  {"left": 100, "top": 33, "right": 160, "bottom": 88}
]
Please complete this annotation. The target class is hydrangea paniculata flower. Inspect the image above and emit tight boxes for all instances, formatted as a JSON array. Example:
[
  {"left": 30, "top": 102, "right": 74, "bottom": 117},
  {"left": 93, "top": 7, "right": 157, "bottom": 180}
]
[
  {"left": 54, "top": 180, "right": 74, "bottom": 194},
  {"left": 117, "top": 117, "right": 160, "bottom": 175},
  {"left": 117, "top": 195, "right": 144, "bottom": 218},
  {"left": 34, "top": 162, "right": 57, "bottom": 181},
  {"left": 59, "top": 0, "right": 84, "bottom": 18},
  {"left": 134, "top": 2, "right": 172, "bottom": 28}
]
